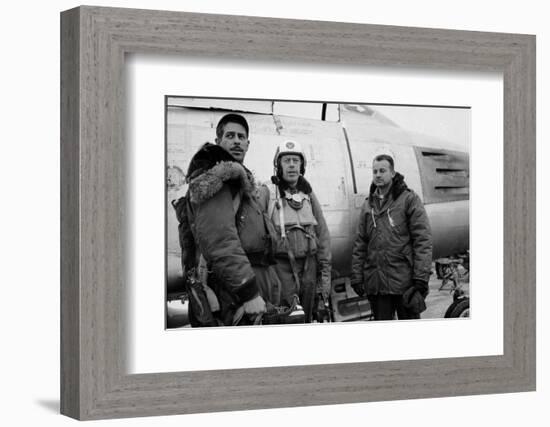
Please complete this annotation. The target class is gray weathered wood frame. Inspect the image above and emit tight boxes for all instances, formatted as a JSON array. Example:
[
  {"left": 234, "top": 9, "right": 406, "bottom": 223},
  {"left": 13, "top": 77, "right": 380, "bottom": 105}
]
[{"left": 60, "top": 5, "right": 536, "bottom": 420}]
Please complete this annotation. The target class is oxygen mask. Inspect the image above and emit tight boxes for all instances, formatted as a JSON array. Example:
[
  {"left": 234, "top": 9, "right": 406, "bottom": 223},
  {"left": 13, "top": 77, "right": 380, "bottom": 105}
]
[{"left": 284, "top": 190, "right": 308, "bottom": 210}]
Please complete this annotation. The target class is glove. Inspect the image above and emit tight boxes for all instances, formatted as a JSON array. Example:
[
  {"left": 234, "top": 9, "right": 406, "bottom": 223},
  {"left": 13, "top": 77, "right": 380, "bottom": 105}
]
[
  {"left": 351, "top": 278, "right": 365, "bottom": 297},
  {"left": 242, "top": 294, "right": 266, "bottom": 315},
  {"left": 413, "top": 279, "right": 429, "bottom": 298},
  {"left": 402, "top": 286, "right": 427, "bottom": 315}
]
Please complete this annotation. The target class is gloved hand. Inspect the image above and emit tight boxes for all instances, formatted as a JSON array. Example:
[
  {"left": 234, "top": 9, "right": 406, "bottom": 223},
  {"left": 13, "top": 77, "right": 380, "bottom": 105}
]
[
  {"left": 351, "top": 278, "right": 365, "bottom": 297},
  {"left": 402, "top": 286, "right": 427, "bottom": 315},
  {"left": 242, "top": 294, "right": 266, "bottom": 315},
  {"left": 233, "top": 295, "right": 266, "bottom": 326},
  {"left": 413, "top": 279, "right": 429, "bottom": 298}
]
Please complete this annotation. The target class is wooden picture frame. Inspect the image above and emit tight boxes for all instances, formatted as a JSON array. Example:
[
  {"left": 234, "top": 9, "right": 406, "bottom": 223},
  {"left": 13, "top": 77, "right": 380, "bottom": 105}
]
[{"left": 60, "top": 6, "right": 535, "bottom": 420}]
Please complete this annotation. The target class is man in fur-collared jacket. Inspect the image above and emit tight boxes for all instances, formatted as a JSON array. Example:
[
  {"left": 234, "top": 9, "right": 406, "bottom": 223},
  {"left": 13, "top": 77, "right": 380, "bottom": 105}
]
[
  {"left": 351, "top": 154, "right": 432, "bottom": 320},
  {"left": 173, "top": 114, "right": 281, "bottom": 326}
]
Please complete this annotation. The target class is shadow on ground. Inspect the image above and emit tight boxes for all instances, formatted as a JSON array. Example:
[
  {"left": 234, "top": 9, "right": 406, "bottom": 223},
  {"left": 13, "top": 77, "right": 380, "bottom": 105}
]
[{"left": 36, "top": 399, "right": 59, "bottom": 414}]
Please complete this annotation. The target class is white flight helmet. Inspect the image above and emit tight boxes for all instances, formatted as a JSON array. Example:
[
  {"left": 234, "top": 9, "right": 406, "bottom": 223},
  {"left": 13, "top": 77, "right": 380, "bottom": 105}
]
[{"left": 273, "top": 140, "right": 307, "bottom": 175}]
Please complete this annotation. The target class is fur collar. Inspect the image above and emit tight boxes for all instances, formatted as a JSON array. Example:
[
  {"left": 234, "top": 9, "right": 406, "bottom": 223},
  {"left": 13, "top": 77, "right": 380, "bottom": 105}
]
[
  {"left": 369, "top": 172, "right": 409, "bottom": 201},
  {"left": 186, "top": 143, "right": 235, "bottom": 180},
  {"left": 186, "top": 143, "right": 255, "bottom": 205}
]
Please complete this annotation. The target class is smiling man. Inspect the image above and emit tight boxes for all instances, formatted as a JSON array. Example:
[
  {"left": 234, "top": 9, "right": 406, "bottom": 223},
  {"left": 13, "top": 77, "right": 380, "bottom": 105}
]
[{"left": 351, "top": 154, "right": 433, "bottom": 321}]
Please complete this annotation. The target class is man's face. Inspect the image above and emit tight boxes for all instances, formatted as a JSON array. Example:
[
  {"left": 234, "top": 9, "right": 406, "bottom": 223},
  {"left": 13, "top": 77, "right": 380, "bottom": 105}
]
[
  {"left": 280, "top": 154, "right": 302, "bottom": 186},
  {"left": 216, "top": 122, "right": 249, "bottom": 163},
  {"left": 372, "top": 159, "right": 395, "bottom": 189}
]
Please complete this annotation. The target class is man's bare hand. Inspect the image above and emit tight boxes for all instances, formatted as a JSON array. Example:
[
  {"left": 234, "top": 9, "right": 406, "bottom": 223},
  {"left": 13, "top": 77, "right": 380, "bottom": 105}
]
[{"left": 242, "top": 295, "right": 266, "bottom": 314}]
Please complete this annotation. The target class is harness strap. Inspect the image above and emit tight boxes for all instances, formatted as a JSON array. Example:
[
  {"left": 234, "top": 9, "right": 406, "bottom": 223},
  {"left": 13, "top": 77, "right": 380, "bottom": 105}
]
[
  {"left": 268, "top": 194, "right": 277, "bottom": 220},
  {"left": 270, "top": 183, "right": 286, "bottom": 239},
  {"left": 279, "top": 201, "right": 286, "bottom": 239},
  {"left": 286, "top": 247, "right": 303, "bottom": 292},
  {"left": 198, "top": 255, "right": 219, "bottom": 312},
  {"left": 286, "top": 224, "right": 307, "bottom": 232}
]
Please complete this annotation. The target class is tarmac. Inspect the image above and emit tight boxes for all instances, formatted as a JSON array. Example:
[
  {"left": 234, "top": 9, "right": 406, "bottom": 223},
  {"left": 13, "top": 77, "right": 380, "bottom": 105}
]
[
  {"left": 423, "top": 264, "right": 470, "bottom": 319},
  {"left": 167, "top": 265, "right": 470, "bottom": 327}
]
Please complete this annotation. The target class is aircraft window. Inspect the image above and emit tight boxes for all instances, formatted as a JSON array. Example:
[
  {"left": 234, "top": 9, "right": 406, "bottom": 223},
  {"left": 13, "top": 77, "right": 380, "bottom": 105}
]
[{"left": 415, "top": 147, "right": 469, "bottom": 204}]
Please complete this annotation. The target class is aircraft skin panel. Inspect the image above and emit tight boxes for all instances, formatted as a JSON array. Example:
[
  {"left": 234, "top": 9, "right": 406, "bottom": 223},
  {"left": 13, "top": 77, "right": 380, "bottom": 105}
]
[
  {"left": 344, "top": 136, "right": 424, "bottom": 200},
  {"left": 342, "top": 105, "right": 465, "bottom": 152},
  {"left": 331, "top": 236, "right": 353, "bottom": 279},
  {"left": 341, "top": 104, "right": 399, "bottom": 128},
  {"left": 426, "top": 200, "right": 470, "bottom": 259}
]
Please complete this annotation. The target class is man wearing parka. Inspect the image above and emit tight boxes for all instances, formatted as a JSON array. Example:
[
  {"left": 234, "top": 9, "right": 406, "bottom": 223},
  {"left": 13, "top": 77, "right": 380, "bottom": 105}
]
[
  {"left": 173, "top": 114, "right": 281, "bottom": 327},
  {"left": 351, "top": 154, "right": 432, "bottom": 320},
  {"left": 269, "top": 140, "right": 332, "bottom": 323}
]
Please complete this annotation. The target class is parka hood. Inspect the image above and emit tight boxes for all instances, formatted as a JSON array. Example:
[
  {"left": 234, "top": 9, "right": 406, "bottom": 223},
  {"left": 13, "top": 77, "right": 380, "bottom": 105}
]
[{"left": 369, "top": 172, "right": 409, "bottom": 201}]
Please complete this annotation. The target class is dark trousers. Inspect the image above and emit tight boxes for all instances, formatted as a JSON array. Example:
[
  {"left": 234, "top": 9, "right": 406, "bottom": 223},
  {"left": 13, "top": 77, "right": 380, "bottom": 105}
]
[{"left": 368, "top": 294, "right": 420, "bottom": 321}]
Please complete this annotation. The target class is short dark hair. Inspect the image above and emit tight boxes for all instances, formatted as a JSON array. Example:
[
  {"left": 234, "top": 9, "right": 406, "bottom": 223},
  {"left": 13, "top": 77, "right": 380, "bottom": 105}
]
[
  {"left": 216, "top": 113, "right": 249, "bottom": 140},
  {"left": 373, "top": 154, "right": 394, "bottom": 170}
]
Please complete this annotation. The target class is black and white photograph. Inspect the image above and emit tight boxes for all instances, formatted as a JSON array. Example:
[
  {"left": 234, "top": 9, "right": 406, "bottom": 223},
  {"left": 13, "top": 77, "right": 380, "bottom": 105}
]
[{"left": 165, "top": 97, "right": 471, "bottom": 328}]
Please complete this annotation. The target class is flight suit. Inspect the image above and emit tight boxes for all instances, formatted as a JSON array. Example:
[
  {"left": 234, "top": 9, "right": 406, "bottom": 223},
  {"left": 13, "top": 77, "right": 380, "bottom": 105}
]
[{"left": 271, "top": 181, "right": 331, "bottom": 322}]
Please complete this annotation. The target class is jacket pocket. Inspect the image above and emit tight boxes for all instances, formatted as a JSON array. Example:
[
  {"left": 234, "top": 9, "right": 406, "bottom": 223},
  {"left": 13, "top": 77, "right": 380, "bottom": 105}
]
[
  {"left": 385, "top": 251, "right": 413, "bottom": 293},
  {"left": 402, "top": 247, "right": 414, "bottom": 268},
  {"left": 238, "top": 204, "right": 267, "bottom": 254}
]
